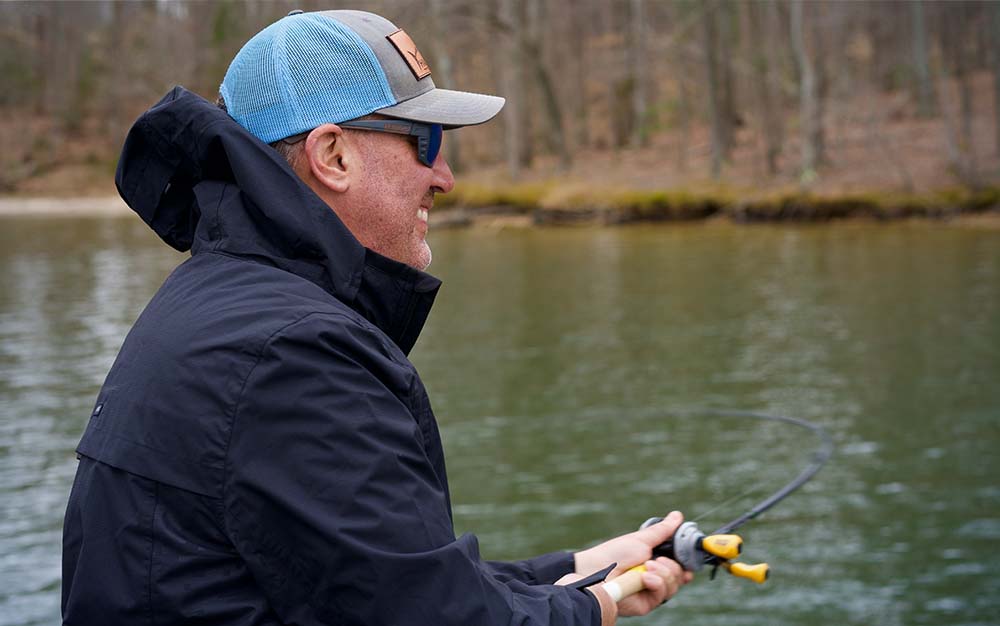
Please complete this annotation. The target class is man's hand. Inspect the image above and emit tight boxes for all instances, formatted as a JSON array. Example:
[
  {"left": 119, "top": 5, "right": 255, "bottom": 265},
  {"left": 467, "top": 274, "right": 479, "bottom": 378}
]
[
  {"left": 573, "top": 511, "right": 694, "bottom": 617},
  {"left": 612, "top": 556, "right": 686, "bottom": 616}
]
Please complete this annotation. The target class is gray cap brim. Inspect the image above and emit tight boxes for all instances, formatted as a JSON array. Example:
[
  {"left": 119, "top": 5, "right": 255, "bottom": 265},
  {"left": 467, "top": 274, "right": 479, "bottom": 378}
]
[{"left": 376, "top": 88, "right": 505, "bottom": 129}]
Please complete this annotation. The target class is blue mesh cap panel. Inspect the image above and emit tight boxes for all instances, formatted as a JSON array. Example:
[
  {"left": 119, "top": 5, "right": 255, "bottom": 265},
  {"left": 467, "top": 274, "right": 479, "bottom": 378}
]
[
  {"left": 284, "top": 14, "right": 397, "bottom": 131},
  {"left": 221, "top": 13, "right": 397, "bottom": 144},
  {"left": 220, "top": 22, "right": 295, "bottom": 143}
]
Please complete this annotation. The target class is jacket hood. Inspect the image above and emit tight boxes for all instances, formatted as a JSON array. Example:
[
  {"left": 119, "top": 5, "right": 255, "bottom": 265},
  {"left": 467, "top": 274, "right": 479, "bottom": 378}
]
[{"left": 115, "top": 86, "right": 440, "bottom": 354}]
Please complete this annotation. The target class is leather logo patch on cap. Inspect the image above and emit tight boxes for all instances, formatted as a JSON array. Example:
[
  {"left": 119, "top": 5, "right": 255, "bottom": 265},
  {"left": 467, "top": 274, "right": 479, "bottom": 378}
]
[{"left": 387, "top": 29, "right": 431, "bottom": 80}]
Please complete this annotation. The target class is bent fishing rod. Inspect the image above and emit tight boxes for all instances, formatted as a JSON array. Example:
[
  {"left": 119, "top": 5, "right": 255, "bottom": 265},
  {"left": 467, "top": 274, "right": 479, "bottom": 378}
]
[{"left": 600, "top": 409, "right": 834, "bottom": 602}]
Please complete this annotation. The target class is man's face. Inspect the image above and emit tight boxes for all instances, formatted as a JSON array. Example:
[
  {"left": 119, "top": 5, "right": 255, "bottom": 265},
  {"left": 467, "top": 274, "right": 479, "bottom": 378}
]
[{"left": 344, "top": 128, "right": 454, "bottom": 271}]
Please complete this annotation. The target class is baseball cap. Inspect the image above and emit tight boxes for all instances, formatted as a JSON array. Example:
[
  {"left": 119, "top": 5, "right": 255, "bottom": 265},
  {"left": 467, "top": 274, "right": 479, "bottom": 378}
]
[{"left": 220, "top": 9, "right": 505, "bottom": 144}]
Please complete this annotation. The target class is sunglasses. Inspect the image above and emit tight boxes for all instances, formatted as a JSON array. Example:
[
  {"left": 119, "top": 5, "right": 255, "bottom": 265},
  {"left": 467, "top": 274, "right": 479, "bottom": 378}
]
[{"left": 282, "top": 119, "right": 443, "bottom": 167}]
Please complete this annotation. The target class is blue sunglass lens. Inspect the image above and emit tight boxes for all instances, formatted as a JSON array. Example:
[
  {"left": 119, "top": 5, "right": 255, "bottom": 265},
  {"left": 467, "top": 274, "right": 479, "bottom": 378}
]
[{"left": 425, "top": 124, "right": 443, "bottom": 166}]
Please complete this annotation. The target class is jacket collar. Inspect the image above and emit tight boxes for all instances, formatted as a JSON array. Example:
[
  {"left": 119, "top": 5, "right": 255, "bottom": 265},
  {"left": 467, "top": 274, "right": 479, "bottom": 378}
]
[{"left": 115, "top": 86, "right": 440, "bottom": 355}]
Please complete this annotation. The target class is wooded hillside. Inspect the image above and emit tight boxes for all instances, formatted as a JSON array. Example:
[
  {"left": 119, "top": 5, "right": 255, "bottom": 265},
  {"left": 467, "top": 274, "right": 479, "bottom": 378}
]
[{"left": 2, "top": 0, "right": 998, "bottom": 196}]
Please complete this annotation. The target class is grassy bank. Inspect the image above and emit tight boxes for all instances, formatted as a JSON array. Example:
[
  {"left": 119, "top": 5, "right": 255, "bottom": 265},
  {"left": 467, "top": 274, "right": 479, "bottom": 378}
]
[
  {"left": 434, "top": 183, "right": 1000, "bottom": 226},
  {"left": 3, "top": 182, "right": 998, "bottom": 227}
]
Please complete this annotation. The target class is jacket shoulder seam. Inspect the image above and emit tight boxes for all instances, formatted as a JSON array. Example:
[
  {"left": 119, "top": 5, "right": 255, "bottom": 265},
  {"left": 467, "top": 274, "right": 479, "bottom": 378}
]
[
  {"left": 219, "top": 309, "right": 377, "bottom": 530},
  {"left": 198, "top": 250, "right": 331, "bottom": 293},
  {"left": 198, "top": 250, "right": 408, "bottom": 366}
]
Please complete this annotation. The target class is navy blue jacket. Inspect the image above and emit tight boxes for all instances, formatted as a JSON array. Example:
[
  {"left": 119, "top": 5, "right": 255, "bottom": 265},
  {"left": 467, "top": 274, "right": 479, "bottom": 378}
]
[{"left": 62, "top": 87, "right": 601, "bottom": 625}]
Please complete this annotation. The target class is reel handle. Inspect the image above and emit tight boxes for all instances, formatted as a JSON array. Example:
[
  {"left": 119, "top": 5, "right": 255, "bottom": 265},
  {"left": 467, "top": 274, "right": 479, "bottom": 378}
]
[
  {"left": 701, "top": 534, "right": 742, "bottom": 560},
  {"left": 723, "top": 561, "right": 770, "bottom": 584}
]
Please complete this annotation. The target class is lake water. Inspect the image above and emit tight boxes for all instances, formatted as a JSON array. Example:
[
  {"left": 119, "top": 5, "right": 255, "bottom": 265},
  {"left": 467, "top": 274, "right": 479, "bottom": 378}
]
[{"left": 1, "top": 215, "right": 998, "bottom": 625}]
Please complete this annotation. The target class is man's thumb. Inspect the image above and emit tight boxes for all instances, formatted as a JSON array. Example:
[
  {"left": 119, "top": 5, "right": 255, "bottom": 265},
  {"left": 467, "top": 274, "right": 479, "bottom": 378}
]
[{"left": 636, "top": 511, "right": 684, "bottom": 545}]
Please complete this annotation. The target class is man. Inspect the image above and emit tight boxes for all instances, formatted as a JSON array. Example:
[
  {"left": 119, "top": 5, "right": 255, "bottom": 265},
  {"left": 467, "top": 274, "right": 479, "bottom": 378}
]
[{"left": 62, "top": 9, "right": 689, "bottom": 625}]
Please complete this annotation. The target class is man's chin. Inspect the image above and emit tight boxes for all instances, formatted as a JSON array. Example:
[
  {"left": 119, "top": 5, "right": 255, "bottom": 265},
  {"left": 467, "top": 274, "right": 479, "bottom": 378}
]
[
  {"left": 405, "top": 242, "right": 432, "bottom": 271},
  {"left": 417, "top": 246, "right": 432, "bottom": 271}
]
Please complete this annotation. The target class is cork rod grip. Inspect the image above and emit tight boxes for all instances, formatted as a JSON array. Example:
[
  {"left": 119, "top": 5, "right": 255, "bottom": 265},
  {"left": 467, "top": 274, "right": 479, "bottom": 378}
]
[{"left": 599, "top": 566, "right": 647, "bottom": 602}]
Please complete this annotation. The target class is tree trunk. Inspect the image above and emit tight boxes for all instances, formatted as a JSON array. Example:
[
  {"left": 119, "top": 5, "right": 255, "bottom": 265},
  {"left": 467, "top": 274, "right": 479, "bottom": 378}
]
[
  {"left": 569, "top": 0, "right": 589, "bottom": 150},
  {"left": 812, "top": 2, "right": 829, "bottom": 166},
  {"left": 676, "top": 75, "right": 691, "bottom": 173},
  {"left": 910, "top": 0, "right": 935, "bottom": 118},
  {"left": 744, "top": 1, "right": 783, "bottom": 177},
  {"left": 524, "top": 0, "right": 569, "bottom": 169},
  {"left": 605, "top": 1, "right": 629, "bottom": 150},
  {"left": 716, "top": 2, "right": 736, "bottom": 159},
  {"left": 496, "top": 0, "right": 524, "bottom": 178},
  {"left": 428, "top": 0, "right": 461, "bottom": 172},
  {"left": 42, "top": 3, "right": 65, "bottom": 119},
  {"left": 702, "top": 0, "right": 723, "bottom": 179},
  {"left": 954, "top": 5, "right": 976, "bottom": 182},
  {"left": 32, "top": 9, "right": 48, "bottom": 116},
  {"left": 49, "top": 2, "right": 88, "bottom": 134},
  {"left": 628, "top": 0, "right": 648, "bottom": 148},
  {"left": 763, "top": 0, "right": 785, "bottom": 176},
  {"left": 106, "top": 1, "right": 125, "bottom": 148},
  {"left": 992, "top": 1, "right": 1000, "bottom": 156},
  {"left": 790, "top": 0, "right": 819, "bottom": 182},
  {"left": 515, "top": 0, "right": 534, "bottom": 169},
  {"left": 936, "top": 3, "right": 978, "bottom": 186}
]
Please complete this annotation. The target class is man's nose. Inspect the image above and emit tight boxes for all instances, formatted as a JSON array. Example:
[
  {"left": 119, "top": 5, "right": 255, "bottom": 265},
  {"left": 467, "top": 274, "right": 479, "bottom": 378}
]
[{"left": 431, "top": 152, "right": 455, "bottom": 194}]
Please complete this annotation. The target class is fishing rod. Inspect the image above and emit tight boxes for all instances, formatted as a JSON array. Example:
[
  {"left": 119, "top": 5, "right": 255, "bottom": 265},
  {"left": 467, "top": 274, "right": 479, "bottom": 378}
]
[{"left": 601, "top": 409, "right": 834, "bottom": 602}]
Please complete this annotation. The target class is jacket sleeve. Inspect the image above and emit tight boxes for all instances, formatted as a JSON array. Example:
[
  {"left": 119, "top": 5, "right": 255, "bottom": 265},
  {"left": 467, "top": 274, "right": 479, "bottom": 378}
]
[
  {"left": 223, "top": 314, "right": 600, "bottom": 626},
  {"left": 485, "top": 552, "right": 577, "bottom": 585}
]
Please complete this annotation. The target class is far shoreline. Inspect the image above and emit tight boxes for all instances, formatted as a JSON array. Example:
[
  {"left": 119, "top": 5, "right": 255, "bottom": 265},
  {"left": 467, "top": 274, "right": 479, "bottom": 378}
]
[
  {"left": 2, "top": 187, "right": 999, "bottom": 229},
  {"left": 0, "top": 196, "right": 132, "bottom": 218}
]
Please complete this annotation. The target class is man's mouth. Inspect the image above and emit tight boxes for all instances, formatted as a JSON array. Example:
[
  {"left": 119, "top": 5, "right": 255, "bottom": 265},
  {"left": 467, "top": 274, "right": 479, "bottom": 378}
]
[{"left": 418, "top": 193, "right": 434, "bottom": 223}]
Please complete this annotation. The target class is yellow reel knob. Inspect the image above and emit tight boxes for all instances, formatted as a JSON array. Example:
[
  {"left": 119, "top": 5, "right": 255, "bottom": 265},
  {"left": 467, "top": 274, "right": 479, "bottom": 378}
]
[
  {"left": 700, "top": 534, "right": 743, "bottom": 560},
  {"left": 724, "top": 562, "right": 770, "bottom": 584}
]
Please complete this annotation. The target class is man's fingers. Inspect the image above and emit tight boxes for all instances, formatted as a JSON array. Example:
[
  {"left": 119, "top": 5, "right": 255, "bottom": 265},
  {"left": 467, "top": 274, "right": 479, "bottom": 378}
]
[
  {"left": 655, "top": 556, "right": 684, "bottom": 578},
  {"left": 642, "top": 560, "right": 679, "bottom": 604},
  {"left": 641, "top": 571, "right": 665, "bottom": 592},
  {"left": 616, "top": 558, "right": 687, "bottom": 617}
]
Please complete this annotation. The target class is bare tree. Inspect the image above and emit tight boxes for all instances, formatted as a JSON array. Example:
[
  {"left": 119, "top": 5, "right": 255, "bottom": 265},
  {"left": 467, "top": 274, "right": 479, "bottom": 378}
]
[
  {"left": 910, "top": 0, "right": 936, "bottom": 118},
  {"left": 744, "top": 1, "right": 784, "bottom": 177},
  {"left": 524, "top": 0, "right": 570, "bottom": 169},
  {"left": 790, "top": 0, "right": 821, "bottom": 183},
  {"left": 672, "top": 73, "right": 691, "bottom": 174},
  {"left": 568, "top": 0, "right": 590, "bottom": 151},
  {"left": 813, "top": 2, "right": 831, "bottom": 166},
  {"left": 493, "top": 0, "right": 526, "bottom": 177},
  {"left": 567, "top": 0, "right": 590, "bottom": 148},
  {"left": 4, "top": 0, "right": 999, "bottom": 194},
  {"left": 936, "top": 2, "right": 979, "bottom": 186},
  {"left": 628, "top": 0, "right": 648, "bottom": 148},
  {"left": 427, "top": 0, "right": 462, "bottom": 172},
  {"left": 605, "top": 1, "right": 630, "bottom": 150},
  {"left": 702, "top": 0, "right": 724, "bottom": 178},
  {"left": 42, "top": 2, "right": 76, "bottom": 128},
  {"left": 716, "top": 1, "right": 738, "bottom": 159},
  {"left": 992, "top": 1, "right": 1000, "bottom": 156}
]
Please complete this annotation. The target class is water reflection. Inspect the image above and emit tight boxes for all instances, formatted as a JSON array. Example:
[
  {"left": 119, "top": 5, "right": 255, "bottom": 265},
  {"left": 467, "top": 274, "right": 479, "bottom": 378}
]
[
  {"left": 0, "top": 217, "right": 183, "bottom": 626},
  {"left": 420, "top": 223, "right": 1000, "bottom": 626},
  {"left": 0, "top": 217, "right": 997, "bottom": 626}
]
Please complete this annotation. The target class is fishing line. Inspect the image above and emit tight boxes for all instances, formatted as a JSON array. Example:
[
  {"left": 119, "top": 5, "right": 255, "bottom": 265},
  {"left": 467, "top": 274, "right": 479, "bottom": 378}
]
[
  {"left": 688, "top": 483, "right": 765, "bottom": 525},
  {"left": 598, "top": 408, "right": 834, "bottom": 597},
  {"left": 644, "top": 407, "right": 833, "bottom": 533}
]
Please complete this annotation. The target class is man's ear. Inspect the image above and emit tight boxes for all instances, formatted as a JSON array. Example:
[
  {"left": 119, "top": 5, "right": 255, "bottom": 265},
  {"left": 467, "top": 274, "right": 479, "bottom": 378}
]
[{"left": 304, "top": 123, "right": 352, "bottom": 193}]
